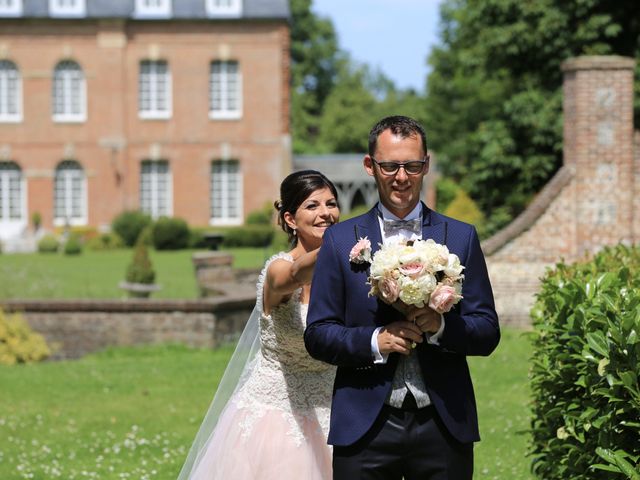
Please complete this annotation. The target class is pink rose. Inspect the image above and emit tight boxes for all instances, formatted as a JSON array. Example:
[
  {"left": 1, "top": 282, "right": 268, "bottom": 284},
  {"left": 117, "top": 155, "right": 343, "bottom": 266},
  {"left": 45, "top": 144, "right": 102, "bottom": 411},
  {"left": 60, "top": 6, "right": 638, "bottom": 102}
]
[
  {"left": 398, "top": 262, "right": 424, "bottom": 279},
  {"left": 428, "top": 284, "right": 462, "bottom": 314},
  {"left": 349, "top": 237, "right": 372, "bottom": 264},
  {"left": 379, "top": 276, "right": 400, "bottom": 304}
]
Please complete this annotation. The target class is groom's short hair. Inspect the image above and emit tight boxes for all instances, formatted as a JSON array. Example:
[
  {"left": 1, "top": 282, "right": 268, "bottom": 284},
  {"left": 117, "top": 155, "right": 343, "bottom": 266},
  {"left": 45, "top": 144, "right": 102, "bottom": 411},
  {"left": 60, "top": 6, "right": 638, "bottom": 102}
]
[{"left": 368, "top": 115, "right": 428, "bottom": 157}]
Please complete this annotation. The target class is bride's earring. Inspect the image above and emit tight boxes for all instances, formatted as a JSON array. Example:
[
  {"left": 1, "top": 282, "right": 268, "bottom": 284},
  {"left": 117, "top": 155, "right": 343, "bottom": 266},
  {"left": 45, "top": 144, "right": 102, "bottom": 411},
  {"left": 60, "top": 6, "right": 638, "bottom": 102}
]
[{"left": 292, "top": 228, "right": 297, "bottom": 236}]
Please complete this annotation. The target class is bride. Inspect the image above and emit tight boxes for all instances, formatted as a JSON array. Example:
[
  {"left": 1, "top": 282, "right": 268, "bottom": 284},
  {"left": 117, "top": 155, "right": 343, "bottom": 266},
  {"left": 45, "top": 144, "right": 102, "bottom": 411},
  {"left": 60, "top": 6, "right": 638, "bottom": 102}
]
[{"left": 178, "top": 170, "right": 340, "bottom": 480}]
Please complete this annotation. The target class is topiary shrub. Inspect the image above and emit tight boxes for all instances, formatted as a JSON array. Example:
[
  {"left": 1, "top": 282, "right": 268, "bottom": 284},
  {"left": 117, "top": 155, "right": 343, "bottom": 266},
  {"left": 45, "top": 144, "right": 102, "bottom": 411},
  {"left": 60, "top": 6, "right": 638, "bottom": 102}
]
[
  {"left": 86, "top": 232, "right": 124, "bottom": 251},
  {"left": 112, "top": 210, "right": 152, "bottom": 247},
  {"left": 63, "top": 233, "right": 83, "bottom": 255},
  {"left": 529, "top": 244, "right": 640, "bottom": 479},
  {"left": 31, "top": 211, "right": 42, "bottom": 231},
  {"left": 37, "top": 234, "right": 59, "bottom": 253},
  {"left": 246, "top": 202, "right": 274, "bottom": 225},
  {"left": 0, "top": 309, "right": 51, "bottom": 365},
  {"left": 125, "top": 236, "right": 156, "bottom": 286},
  {"left": 151, "top": 216, "right": 190, "bottom": 250},
  {"left": 443, "top": 188, "right": 485, "bottom": 227},
  {"left": 222, "top": 225, "right": 274, "bottom": 248}
]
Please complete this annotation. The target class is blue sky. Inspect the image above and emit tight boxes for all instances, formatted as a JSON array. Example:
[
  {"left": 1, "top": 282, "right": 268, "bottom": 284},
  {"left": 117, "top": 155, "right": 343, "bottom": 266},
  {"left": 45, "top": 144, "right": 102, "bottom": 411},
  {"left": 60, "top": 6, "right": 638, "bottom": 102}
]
[{"left": 312, "top": 0, "right": 444, "bottom": 92}]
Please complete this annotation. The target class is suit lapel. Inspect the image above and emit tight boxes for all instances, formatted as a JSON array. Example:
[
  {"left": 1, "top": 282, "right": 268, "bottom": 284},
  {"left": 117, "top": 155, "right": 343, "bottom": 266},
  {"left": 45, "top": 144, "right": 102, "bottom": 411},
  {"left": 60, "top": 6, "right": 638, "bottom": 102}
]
[
  {"left": 353, "top": 206, "right": 383, "bottom": 255},
  {"left": 421, "top": 205, "right": 447, "bottom": 245}
]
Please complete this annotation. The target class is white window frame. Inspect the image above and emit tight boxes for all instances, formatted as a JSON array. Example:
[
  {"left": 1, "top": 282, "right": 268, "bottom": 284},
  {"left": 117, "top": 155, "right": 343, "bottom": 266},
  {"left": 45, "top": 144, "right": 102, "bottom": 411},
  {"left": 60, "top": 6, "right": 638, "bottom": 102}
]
[
  {"left": 134, "top": 0, "right": 171, "bottom": 19},
  {"left": 0, "top": 161, "right": 27, "bottom": 240},
  {"left": 140, "top": 160, "right": 172, "bottom": 219},
  {"left": 0, "top": 0, "right": 22, "bottom": 17},
  {"left": 53, "top": 160, "right": 87, "bottom": 227},
  {"left": 206, "top": 0, "right": 242, "bottom": 17},
  {"left": 210, "top": 159, "right": 242, "bottom": 226},
  {"left": 209, "top": 60, "right": 242, "bottom": 120},
  {"left": 0, "top": 60, "right": 22, "bottom": 122},
  {"left": 138, "top": 60, "right": 172, "bottom": 120},
  {"left": 52, "top": 60, "right": 87, "bottom": 123},
  {"left": 49, "top": 0, "right": 86, "bottom": 17}
]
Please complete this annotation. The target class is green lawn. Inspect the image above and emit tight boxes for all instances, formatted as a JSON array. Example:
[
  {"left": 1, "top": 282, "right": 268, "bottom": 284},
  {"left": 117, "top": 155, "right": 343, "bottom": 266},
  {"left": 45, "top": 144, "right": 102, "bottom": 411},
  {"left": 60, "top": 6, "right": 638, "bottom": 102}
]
[
  {"left": 0, "top": 328, "right": 534, "bottom": 480},
  {"left": 0, "top": 344, "right": 235, "bottom": 480},
  {"left": 0, "top": 247, "right": 277, "bottom": 300},
  {"left": 470, "top": 328, "right": 534, "bottom": 479}
]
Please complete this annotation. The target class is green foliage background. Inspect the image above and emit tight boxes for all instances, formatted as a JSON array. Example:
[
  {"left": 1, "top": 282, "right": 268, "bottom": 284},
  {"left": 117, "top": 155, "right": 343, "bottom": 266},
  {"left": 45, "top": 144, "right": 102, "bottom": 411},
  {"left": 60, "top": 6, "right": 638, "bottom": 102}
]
[
  {"left": 425, "top": 0, "right": 640, "bottom": 235},
  {"left": 291, "top": 0, "right": 640, "bottom": 236}
]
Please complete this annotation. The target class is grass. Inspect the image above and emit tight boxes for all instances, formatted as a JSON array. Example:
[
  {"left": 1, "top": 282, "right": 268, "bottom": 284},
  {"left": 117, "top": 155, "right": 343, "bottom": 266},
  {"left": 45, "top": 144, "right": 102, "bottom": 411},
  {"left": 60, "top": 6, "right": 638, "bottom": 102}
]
[
  {"left": 0, "top": 328, "right": 534, "bottom": 479},
  {"left": 0, "top": 247, "right": 278, "bottom": 300},
  {"left": 470, "top": 328, "right": 534, "bottom": 479},
  {"left": 0, "top": 343, "right": 235, "bottom": 479}
]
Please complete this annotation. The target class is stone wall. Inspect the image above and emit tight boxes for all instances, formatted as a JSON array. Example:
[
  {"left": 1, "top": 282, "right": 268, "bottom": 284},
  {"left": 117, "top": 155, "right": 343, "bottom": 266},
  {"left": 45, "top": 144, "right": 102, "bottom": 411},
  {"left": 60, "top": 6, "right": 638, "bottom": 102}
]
[
  {"left": 2, "top": 298, "right": 255, "bottom": 359},
  {"left": 483, "top": 55, "right": 639, "bottom": 327}
]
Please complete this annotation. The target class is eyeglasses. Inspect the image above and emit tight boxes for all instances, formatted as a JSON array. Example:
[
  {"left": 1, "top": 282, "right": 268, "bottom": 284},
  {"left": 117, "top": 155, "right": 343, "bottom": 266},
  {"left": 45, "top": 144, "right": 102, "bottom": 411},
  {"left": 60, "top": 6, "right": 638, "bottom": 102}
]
[{"left": 370, "top": 157, "right": 427, "bottom": 176}]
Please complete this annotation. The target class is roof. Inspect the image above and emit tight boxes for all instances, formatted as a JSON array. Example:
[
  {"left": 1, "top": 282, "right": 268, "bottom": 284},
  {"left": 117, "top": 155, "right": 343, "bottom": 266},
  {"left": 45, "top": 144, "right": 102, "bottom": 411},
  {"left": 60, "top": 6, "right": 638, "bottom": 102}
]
[
  {"left": 294, "top": 154, "right": 373, "bottom": 183},
  {"left": 1, "top": 0, "right": 289, "bottom": 20}
]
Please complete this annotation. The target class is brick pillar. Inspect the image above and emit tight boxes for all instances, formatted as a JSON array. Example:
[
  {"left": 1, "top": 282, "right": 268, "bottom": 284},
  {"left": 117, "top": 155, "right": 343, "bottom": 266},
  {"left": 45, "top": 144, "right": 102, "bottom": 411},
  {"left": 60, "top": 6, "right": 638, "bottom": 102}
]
[
  {"left": 635, "top": 132, "right": 640, "bottom": 243},
  {"left": 562, "top": 56, "right": 636, "bottom": 256}
]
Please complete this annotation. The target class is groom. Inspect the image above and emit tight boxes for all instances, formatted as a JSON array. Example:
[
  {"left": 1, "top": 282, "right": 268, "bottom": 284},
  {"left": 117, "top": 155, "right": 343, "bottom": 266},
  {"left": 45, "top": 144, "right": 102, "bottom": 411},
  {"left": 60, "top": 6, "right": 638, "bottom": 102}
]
[{"left": 304, "top": 115, "right": 500, "bottom": 479}]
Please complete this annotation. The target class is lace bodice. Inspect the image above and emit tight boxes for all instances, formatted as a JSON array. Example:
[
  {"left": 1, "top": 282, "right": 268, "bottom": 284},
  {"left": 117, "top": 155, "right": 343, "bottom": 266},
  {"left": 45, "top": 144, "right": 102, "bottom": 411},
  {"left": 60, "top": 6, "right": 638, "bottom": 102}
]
[{"left": 233, "top": 252, "right": 336, "bottom": 444}]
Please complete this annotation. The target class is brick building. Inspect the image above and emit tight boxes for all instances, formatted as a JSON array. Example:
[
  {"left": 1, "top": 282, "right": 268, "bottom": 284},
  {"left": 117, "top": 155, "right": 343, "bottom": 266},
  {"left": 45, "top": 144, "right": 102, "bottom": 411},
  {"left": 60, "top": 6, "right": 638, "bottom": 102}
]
[
  {"left": 483, "top": 55, "right": 640, "bottom": 326},
  {"left": 0, "top": 0, "right": 290, "bottom": 243}
]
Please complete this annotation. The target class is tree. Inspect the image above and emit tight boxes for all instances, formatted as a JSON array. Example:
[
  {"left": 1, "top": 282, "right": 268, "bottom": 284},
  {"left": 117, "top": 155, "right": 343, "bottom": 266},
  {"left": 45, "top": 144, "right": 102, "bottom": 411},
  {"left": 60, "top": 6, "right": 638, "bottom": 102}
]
[
  {"left": 425, "top": 0, "right": 640, "bottom": 235},
  {"left": 290, "top": 0, "right": 340, "bottom": 153},
  {"left": 318, "top": 59, "right": 429, "bottom": 153}
]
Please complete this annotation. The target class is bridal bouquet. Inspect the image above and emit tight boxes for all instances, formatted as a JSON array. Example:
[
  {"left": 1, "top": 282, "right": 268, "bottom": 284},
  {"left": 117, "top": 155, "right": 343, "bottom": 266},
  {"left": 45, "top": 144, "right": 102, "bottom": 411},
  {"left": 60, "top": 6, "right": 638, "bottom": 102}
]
[{"left": 367, "top": 238, "right": 464, "bottom": 314}]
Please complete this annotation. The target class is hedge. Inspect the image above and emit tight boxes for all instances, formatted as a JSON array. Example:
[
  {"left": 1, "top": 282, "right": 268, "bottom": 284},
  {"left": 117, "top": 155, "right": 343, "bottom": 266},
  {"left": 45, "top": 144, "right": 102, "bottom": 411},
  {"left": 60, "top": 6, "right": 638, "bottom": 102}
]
[
  {"left": 529, "top": 244, "right": 640, "bottom": 479},
  {"left": 222, "top": 225, "right": 274, "bottom": 248}
]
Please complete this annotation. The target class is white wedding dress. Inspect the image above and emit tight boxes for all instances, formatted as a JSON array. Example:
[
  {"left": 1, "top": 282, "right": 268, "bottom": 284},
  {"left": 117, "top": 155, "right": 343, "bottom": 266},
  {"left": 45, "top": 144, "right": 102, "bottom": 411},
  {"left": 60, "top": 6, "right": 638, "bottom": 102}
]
[{"left": 182, "top": 253, "right": 335, "bottom": 480}]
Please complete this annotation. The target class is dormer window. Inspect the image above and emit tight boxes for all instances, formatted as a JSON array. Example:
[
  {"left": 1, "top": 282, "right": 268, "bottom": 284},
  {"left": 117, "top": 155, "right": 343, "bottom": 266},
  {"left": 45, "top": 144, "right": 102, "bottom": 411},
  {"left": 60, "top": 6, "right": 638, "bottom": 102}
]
[
  {"left": 135, "top": 0, "right": 172, "bottom": 18},
  {"left": 206, "top": 0, "right": 241, "bottom": 17},
  {"left": 0, "top": 0, "right": 22, "bottom": 17},
  {"left": 49, "top": 0, "right": 86, "bottom": 18}
]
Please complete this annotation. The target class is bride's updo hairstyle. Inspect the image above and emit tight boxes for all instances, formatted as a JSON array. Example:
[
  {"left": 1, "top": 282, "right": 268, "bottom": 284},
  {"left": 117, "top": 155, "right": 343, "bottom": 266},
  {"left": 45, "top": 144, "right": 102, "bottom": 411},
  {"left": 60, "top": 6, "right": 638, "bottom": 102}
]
[{"left": 274, "top": 170, "right": 339, "bottom": 245}]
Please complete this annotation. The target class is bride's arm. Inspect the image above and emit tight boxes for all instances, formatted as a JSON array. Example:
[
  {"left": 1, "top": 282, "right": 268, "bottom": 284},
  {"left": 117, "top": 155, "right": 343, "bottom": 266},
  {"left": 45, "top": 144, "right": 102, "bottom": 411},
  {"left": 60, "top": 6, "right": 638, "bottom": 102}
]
[{"left": 264, "top": 249, "right": 319, "bottom": 311}]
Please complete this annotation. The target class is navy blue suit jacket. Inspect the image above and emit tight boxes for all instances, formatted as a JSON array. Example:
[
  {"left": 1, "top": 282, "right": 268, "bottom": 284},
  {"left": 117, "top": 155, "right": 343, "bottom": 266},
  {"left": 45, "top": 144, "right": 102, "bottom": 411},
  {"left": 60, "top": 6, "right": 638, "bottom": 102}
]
[{"left": 304, "top": 204, "right": 500, "bottom": 447}]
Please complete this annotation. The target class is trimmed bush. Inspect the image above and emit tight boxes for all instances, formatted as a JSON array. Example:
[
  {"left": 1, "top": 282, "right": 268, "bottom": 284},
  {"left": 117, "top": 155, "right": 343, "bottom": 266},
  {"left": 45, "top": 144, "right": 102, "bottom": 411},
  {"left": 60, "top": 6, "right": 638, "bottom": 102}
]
[
  {"left": 529, "top": 244, "right": 640, "bottom": 479},
  {"left": 63, "top": 234, "right": 83, "bottom": 255},
  {"left": 443, "top": 188, "right": 485, "bottom": 227},
  {"left": 54, "top": 226, "right": 98, "bottom": 242},
  {"left": 37, "top": 234, "right": 59, "bottom": 253},
  {"left": 188, "top": 227, "right": 208, "bottom": 249},
  {"left": 31, "top": 211, "right": 42, "bottom": 231},
  {"left": 0, "top": 309, "right": 51, "bottom": 365},
  {"left": 246, "top": 203, "right": 275, "bottom": 225},
  {"left": 222, "top": 225, "right": 274, "bottom": 248},
  {"left": 86, "top": 232, "right": 124, "bottom": 251},
  {"left": 151, "top": 216, "right": 190, "bottom": 250},
  {"left": 125, "top": 237, "right": 156, "bottom": 285},
  {"left": 270, "top": 229, "right": 290, "bottom": 250},
  {"left": 112, "top": 211, "right": 152, "bottom": 247}
]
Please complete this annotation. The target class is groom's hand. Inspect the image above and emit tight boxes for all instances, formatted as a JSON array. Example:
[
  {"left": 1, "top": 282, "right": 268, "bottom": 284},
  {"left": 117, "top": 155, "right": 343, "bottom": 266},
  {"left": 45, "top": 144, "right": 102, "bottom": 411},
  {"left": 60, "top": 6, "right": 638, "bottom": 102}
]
[
  {"left": 406, "top": 306, "right": 441, "bottom": 334},
  {"left": 377, "top": 321, "right": 424, "bottom": 356}
]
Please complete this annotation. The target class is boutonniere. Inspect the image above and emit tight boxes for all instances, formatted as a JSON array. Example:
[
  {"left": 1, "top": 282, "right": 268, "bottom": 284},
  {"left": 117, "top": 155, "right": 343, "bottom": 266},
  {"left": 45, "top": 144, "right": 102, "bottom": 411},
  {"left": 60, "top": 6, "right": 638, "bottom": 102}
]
[{"left": 349, "top": 236, "right": 372, "bottom": 264}]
